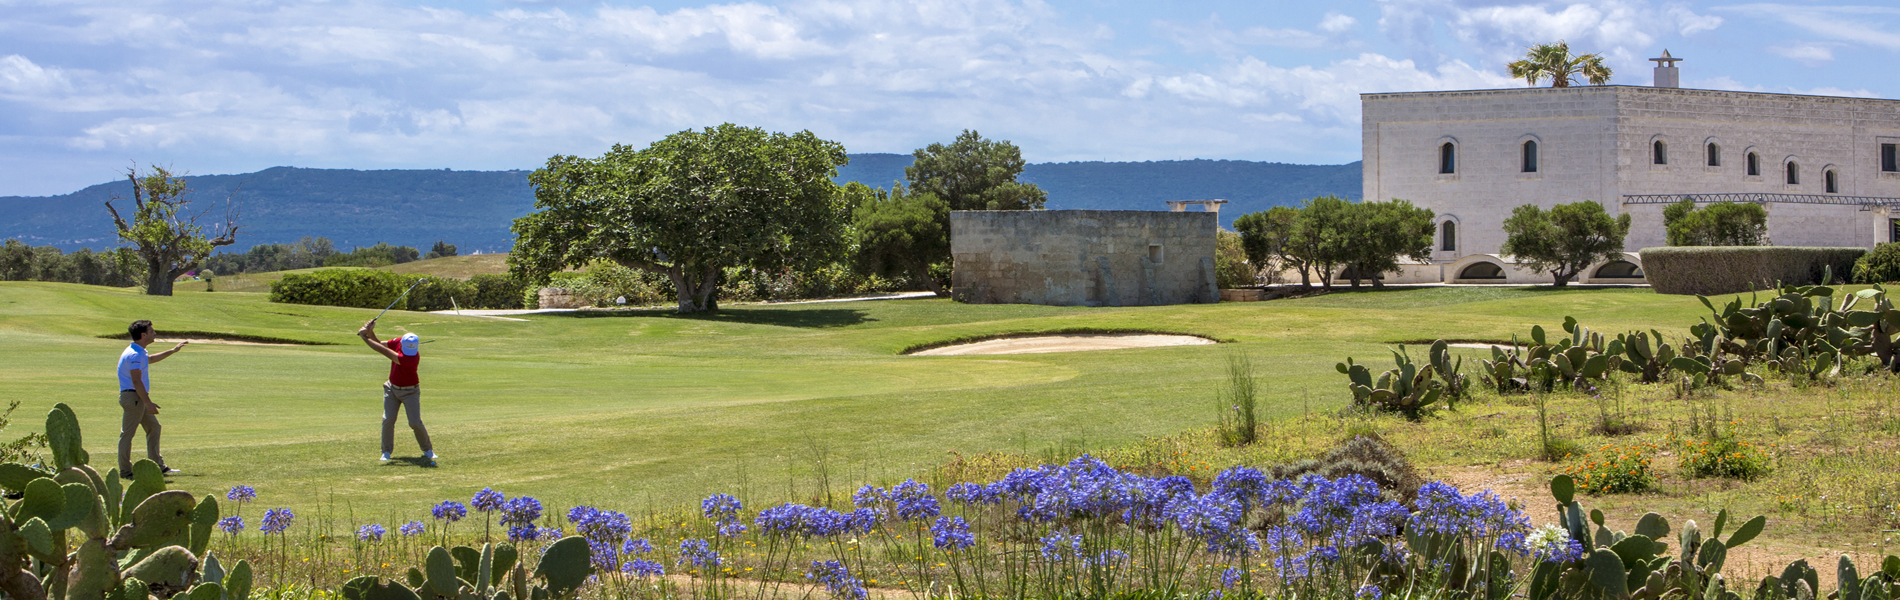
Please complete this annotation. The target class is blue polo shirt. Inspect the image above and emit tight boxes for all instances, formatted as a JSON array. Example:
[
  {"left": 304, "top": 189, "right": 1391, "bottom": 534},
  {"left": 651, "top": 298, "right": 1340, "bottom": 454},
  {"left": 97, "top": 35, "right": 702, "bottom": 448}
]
[{"left": 118, "top": 344, "right": 149, "bottom": 391}]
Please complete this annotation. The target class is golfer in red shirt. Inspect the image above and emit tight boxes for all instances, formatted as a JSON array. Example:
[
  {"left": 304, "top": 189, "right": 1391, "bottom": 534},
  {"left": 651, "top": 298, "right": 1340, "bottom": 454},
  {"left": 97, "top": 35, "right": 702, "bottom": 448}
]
[{"left": 358, "top": 319, "right": 436, "bottom": 463}]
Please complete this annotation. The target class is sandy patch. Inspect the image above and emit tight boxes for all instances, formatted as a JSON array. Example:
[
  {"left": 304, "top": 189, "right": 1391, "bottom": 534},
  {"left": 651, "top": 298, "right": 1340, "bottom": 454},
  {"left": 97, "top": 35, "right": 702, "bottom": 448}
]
[{"left": 910, "top": 334, "right": 1215, "bottom": 356}]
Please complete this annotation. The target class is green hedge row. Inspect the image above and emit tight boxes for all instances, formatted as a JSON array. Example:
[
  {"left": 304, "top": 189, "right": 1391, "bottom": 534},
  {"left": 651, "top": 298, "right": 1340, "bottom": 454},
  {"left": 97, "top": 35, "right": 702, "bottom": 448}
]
[
  {"left": 269, "top": 269, "right": 526, "bottom": 311},
  {"left": 1641, "top": 246, "right": 1866, "bottom": 296}
]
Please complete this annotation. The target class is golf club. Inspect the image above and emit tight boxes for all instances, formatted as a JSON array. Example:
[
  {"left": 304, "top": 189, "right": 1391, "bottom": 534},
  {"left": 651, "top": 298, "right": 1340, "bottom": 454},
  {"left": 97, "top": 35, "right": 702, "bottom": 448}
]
[{"left": 373, "top": 279, "right": 426, "bottom": 322}]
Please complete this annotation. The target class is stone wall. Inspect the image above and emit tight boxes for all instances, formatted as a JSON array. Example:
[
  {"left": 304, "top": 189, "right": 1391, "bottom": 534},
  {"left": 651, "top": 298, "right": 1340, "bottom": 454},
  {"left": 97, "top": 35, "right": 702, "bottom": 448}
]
[{"left": 950, "top": 210, "right": 1218, "bottom": 306}]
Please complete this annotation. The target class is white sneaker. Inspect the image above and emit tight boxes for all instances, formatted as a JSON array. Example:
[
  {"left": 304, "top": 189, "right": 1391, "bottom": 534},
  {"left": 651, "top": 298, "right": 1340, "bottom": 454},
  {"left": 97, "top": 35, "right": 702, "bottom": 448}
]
[
  {"left": 380, "top": 453, "right": 391, "bottom": 462},
  {"left": 423, "top": 450, "right": 438, "bottom": 461}
]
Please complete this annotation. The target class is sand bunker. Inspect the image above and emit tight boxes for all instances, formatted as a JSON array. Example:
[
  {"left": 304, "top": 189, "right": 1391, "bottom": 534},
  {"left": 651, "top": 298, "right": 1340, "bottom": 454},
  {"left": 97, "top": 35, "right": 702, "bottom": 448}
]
[{"left": 910, "top": 334, "right": 1216, "bottom": 356}]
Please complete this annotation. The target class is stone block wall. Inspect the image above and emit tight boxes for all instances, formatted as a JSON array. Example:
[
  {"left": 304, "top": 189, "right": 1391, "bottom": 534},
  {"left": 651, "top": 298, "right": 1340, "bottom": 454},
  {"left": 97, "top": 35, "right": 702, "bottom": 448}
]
[{"left": 950, "top": 210, "right": 1218, "bottom": 306}]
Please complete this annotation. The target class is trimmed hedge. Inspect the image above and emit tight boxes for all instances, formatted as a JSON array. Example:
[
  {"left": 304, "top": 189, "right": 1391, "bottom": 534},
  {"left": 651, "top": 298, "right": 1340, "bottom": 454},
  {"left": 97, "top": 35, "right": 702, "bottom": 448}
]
[
  {"left": 270, "top": 269, "right": 527, "bottom": 310},
  {"left": 1641, "top": 246, "right": 1866, "bottom": 296}
]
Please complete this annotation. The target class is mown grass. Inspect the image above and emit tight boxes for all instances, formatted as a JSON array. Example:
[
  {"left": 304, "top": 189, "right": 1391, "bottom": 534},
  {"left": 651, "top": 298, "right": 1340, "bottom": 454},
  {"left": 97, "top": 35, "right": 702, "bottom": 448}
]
[{"left": 0, "top": 281, "right": 1715, "bottom": 521}]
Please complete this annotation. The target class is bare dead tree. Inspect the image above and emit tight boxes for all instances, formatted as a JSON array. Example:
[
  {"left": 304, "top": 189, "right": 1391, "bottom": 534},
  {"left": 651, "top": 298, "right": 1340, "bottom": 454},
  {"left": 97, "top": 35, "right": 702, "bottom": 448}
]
[{"left": 105, "top": 165, "right": 240, "bottom": 295}]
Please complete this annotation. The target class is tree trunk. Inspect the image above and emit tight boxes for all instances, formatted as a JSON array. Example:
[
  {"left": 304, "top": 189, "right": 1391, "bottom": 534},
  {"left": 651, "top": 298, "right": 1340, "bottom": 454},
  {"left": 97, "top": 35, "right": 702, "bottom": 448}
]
[
  {"left": 144, "top": 256, "right": 174, "bottom": 296},
  {"left": 689, "top": 265, "right": 720, "bottom": 312},
  {"left": 912, "top": 263, "right": 948, "bottom": 296},
  {"left": 1551, "top": 269, "right": 1572, "bottom": 287},
  {"left": 667, "top": 268, "right": 698, "bottom": 313}
]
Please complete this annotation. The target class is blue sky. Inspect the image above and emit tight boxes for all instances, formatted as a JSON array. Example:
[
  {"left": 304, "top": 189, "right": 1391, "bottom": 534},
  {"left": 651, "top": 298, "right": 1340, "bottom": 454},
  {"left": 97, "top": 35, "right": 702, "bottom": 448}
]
[{"left": 2, "top": 0, "right": 1895, "bottom": 196}]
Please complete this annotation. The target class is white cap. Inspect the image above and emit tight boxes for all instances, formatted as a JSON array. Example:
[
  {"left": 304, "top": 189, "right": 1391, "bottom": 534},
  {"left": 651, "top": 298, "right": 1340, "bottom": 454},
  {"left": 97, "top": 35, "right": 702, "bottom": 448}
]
[{"left": 400, "top": 333, "right": 420, "bottom": 356}]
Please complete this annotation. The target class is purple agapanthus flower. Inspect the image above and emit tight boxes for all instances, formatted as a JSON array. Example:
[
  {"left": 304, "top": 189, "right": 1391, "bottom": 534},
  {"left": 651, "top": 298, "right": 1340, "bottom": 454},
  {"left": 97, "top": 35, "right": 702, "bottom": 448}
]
[
  {"left": 259, "top": 508, "right": 295, "bottom": 534},
  {"left": 217, "top": 516, "right": 244, "bottom": 536},
  {"left": 225, "top": 485, "right": 257, "bottom": 503},
  {"left": 357, "top": 524, "right": 386, "bottom": 542},
  {"left": 399, "top": 521, "right": 426, "bottom": 536},
  {"left": 433, "top": 501, "right": 468, "bottom": 522}
]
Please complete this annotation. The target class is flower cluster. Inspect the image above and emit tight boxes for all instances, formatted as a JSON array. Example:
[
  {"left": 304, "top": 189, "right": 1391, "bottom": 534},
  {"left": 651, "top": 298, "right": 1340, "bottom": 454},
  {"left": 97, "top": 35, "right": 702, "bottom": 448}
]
[
  {"left": 357, "top": 524, "right": 386, "bottom": 542},
  {"left": 805, "top": 560, "right": 867, "bottom": 600},
  {"left": 1675, "top": 432, "right": 1773, "bottom": 481},
  {"left": 887, "top": 479, "right": 940, "bottom": 522},
  {"left": 216, "top": 516, "right": 243, "bottom": 536},
  {"left": 1408, "top": 482, "right": 1531, "bottom": 554},
  {"left": 702, "top": 494, "right": 746, "bottom": 537},
  {"left": 432, "top": 501, "right": 468, "bottom": 522},
  {"left": 259, "top": 508, "right": 295, "bottom": 534},
  {"left": 755, "top": 503, "right": 877, "bottom": 538},
  {"left": 930, "top": 516, "right": 974, "bottom": 551},
  {"left": 471, "top": 488, "right": 505, "bottom": 513},
  {"left": 569, "top": 505, "right": 633, "bottom": 568},
  {"left": 677, "top": 538, "right": 720, "bottom": 569},
  {"left": 500, "top": 496, "right": 544, "bottom": 542},
  {"left": 1526, "top": 524, "right": 1585, "bottom": 563},
  {"left": 400, "top": 521, "right": 426, "bottom": 537},
  {"left": 225, "top": 485, "right": 257, "bottom": 504},
  {"left": 1559, "top": 443, "right": 1659, "bottom": 495}
]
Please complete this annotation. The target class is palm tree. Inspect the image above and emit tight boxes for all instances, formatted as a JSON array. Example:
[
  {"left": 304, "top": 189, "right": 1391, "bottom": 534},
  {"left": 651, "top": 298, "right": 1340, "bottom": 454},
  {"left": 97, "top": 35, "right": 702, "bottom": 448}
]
[{"left": 1507, "top": 41, "right": 1613, "bottom": 87}]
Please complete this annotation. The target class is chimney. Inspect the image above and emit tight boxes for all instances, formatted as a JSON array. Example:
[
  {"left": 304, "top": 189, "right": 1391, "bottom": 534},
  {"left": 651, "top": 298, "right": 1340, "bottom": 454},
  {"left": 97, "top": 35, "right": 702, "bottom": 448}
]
[{"left": 1650, "top": 50, "right": 1681, "bottom": 88}]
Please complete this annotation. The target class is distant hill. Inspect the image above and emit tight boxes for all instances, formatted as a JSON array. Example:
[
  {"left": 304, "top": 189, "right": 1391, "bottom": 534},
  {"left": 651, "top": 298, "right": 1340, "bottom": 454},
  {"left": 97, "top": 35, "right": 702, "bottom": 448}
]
[{"left": 2, "top": 157, "right": 1359, "bottom": 252}]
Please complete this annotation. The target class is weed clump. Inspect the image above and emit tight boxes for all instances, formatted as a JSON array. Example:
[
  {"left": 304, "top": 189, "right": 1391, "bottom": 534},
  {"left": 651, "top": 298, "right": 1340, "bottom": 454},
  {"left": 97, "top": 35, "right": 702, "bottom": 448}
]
[{"left": 1269, "top": 433, "right": 1424, "bottom": 503}]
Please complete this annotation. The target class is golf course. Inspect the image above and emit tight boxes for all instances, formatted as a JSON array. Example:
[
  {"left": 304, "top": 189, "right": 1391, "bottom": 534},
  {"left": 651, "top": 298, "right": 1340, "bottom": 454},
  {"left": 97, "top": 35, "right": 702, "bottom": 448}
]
[{"left": 0, "top": 277, "right": 1706, "bottom": 516}]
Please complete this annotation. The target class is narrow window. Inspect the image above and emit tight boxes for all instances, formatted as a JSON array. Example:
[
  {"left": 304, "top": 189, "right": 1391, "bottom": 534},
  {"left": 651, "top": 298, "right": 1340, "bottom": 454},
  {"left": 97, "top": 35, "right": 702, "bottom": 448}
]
[
  {"left": 1707, "top": 143, "right": 1721, "bottom": 167},
  {"left": 1439, "top": 143, "right": 1456, "bottom": 174},
  {"left": 1747, "top": 152, "right": 1760, "bottom": 176},
  {"left": 1653, "top": 140, "right": 1668, "bottom": 165},
  {"left": 1522, "top": 141, "right": 1539, "bottom": 173},
  {"left": 1884, "top": 144, "right": 1899, "bottom": 172},
  {"left": 1826, "top": 170, "right": 1839, "bottom": 194},
  {"left": 1441, "top": 221, "right": 1457, "bottom": 251},
  {"left": 1787, "top": 162, "right": 1800, "bottom": 185},
  {"left": 1892, "top": 218, "right": 1900, "bottom": 243}
]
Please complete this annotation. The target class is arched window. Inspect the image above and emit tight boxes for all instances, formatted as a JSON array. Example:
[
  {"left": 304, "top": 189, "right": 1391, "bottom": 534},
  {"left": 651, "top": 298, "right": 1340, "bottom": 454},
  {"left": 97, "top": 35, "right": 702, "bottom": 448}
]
[
  {"left": 1522, "top": 140, "right": 1539, "bottom": 173},
  {"left": 1653, "top": 140, "right": 1668, "bottom": 165},
  {"left": 1594, "top": 261, "right": 1645, "bottom": 279},
  {"left": 1747, "top": 152, "right": 1760, "bottom": 176},
  {"left": 1458, "top": 262, "right": 1505, "bottom": 280},
  {"left": 1441, "top": 221, "right": 1457, "bottom": 251},
  {"left": 1826, "top": 170, "right": 1839, "bottom": 194},
  {"left": 1439, "top": 143, "right": 1456, "bottom": 174},
  {"left": 1706, "top": 143, "right": 1721, "bottom": 167},
  {"left": 1787, "top": 162, "right": 1800, "bottom": 185}
]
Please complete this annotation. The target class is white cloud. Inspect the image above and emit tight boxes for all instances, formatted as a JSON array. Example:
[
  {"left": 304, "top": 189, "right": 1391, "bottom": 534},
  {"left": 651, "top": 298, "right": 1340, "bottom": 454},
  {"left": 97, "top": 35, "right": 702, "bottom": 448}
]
[
  {"left": 1319, "top": 12, "right": 1359, "bottom": 33},
  {"left": 0, "top": 55, "right": 71, "bottom": 96},
  {"left": 1767, "top": 42, "right": 1835, "bottom": 64},
  {"left": 1688, "top": 76, "right": 1877, "bottom": 97},
  {"left": 1717, "top": 4, "right": 1900, "bottom": 50},
  {"left": 1376, "top": 0, "right": 1723, "bottom": 71}
]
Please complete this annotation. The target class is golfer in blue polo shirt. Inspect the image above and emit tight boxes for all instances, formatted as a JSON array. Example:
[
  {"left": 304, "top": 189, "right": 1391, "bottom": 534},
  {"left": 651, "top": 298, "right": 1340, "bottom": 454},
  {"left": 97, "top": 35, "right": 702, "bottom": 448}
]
[{"left": 118, "top": 319, "right": 188, "bottom": 478}]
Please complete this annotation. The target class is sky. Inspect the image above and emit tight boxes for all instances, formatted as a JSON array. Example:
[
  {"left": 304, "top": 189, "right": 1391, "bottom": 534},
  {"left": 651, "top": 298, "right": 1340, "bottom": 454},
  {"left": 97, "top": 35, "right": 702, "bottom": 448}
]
[{"left": 1, "top": 0, "right": 1896, "bottom": 196}]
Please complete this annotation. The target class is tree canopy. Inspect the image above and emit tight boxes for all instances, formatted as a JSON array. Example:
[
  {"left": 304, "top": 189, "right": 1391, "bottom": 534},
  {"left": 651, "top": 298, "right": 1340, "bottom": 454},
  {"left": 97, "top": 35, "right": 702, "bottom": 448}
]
[
  {"left": 1663, "top": 199, "right": 1769, "bottom": 246},
  {"left": 904, "top": 130, "right": 1047, "bottom": 211},
  {"left": 105, "top": 165, "right": 239, "bottom": 296},
  {"left": 1500, "top": 201, "right": 1632, "bottom": 286},
  {"left": 1233, "top": 196, "right": 1432, "bottom": 289},
  {"left": 851, "top": 183, "right": 950, "bottom": 295},
  {"left": 1507, "top": 41, "right": 1612, "bottom": 87},
  {"left": 510, "top": 124, "right": 853, "bottom": 312}
]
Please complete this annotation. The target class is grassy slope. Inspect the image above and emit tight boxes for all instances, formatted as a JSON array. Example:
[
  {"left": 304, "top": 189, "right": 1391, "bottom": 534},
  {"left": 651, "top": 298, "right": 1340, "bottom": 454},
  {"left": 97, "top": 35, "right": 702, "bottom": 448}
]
[{"left": 0, "top": 282, "right": 1711, "bottom": 519}]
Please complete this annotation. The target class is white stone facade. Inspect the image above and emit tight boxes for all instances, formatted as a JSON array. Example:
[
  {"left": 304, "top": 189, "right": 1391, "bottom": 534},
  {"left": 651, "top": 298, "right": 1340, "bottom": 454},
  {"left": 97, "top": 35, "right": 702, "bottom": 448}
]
[{"left": 1361, "top": 84, "right": 1900, "bottom": 282}]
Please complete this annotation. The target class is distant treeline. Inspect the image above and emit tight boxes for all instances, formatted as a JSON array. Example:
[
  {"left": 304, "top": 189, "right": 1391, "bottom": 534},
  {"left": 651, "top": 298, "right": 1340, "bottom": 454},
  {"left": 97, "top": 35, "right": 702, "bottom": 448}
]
[
  {"left": 203, "top": 239, "right": 459, "bottom": 274},
  {"left": 0, "top": 240, "right": 144, "bottom": 287}
]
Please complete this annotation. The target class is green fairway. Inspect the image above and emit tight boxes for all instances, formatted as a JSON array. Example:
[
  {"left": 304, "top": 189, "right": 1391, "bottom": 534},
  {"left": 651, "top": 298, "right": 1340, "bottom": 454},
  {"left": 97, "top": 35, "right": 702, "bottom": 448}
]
[{"left": 0, "top": 281, "right": 1713, "bottom": 520}]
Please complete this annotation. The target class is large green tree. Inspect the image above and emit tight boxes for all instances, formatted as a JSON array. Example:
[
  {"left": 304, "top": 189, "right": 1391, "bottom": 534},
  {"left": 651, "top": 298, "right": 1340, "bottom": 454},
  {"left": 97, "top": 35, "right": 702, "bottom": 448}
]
[
  {"left": 905, "top": 130, "right": 1047, "bottom": 211},
  {"left": 1507, "top": 41, "right": 1612, "bottom": 87},
  {"left": 1290, "top": 196, "right": 1357, "bottom": 289},
  {"left": 1501, "top": 201, "right": 1632, "bottom": 287},
  {"left": 1233, "top": 206, "right": 1301, "bottom": 285},
  {"left": 1339, "top": 199, "right": 1436, "bottom": 288},
  {"left": 1663, "top": 199, "right": 1769, "bottom": 246},
  {"left": 851, "top": 182, "right": 950, "bottom": 296},
  {"left": 510, "top": 124, "right": 852, "bottom": 313},
  {"left": 105, "top": 165, "right": 240, "bottom": 296}
]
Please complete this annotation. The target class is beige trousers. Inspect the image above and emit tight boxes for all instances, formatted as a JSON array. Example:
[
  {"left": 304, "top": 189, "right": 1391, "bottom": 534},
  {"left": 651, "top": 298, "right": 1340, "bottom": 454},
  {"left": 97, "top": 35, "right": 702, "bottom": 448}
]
[
  {"left": 382, "top": 383, "right": 433, "bottom": 455},
  {"left": 117, "top": 390, "right": 163, "bottom": 474}
]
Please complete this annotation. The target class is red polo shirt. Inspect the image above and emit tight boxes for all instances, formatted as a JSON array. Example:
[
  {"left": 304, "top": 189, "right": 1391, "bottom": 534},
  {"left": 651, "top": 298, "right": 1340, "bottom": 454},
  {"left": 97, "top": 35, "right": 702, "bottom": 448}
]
[{"left": 384, "top": 339, "right": 420, "bottom": 387}]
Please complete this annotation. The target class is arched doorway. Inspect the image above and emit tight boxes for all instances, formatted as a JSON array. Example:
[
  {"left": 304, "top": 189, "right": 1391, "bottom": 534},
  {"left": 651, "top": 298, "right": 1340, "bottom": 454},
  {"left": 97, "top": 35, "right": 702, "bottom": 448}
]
[
  {"left": 1593, "top": 261, "right": 1644, "bottom": 279},
  {"left": 1457, "top": 262, "right": 1506, "bottom": 280}
]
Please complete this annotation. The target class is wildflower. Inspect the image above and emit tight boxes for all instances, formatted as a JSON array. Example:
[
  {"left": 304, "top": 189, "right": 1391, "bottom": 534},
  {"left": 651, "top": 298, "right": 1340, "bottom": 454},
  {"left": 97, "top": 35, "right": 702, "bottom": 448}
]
[
  {"left": 852, "top": 485, "right": 884, "bottom": 508},
  {"left": 805, "top": 560, "right": 867, "bottom": 600},
  {"left": 622, "top": 559, "right": 665, "bottom": 578},
  {"left": 887, "top": 480, "right": 939, "bottom": 521},
  {"left": 259, "top": 508, "right": 295, "bottom": 534},
  {"left": 357, "top": 524, "right": 386, "bottom": 542},
  {"left": 506, "top": 526, "right": 540, "bottom": 542},
  {"left": 1526, "top": 524, "right": 1584, "bottom": 563},
  {"left": 702, "top": 493, "right": 742, "bottom": 524},
  {"left": 678, "top": 539, "right": 721, "bottom": 568},
  {"left": 471, "top": 488, "right": 505, "bottom": 513},
  {"left": 930, "top": 516, "right": 974, "bottom": 551},
  {"left": 624, "top": 538, "right": 654, "bottom": 555},
  {"left": 432, "top": 501, "right": 468, "bottom": 522},
  {"left": 1038, "top": 530, "right": 1083, "bottom": 561},
  {"left": 499, "top": 496, "right": 543, "bottom": 527},
  {"left": 538, "top": 526, "right": 563, "bottom": 540},
  {"left": 217, "top": 516, "right": 244, "bottom": 536},
  {"left": 225, "top": 486, "right": 257, "bottom": 503},
  {"left": 1356, "top": 584, "right": 1384, "bottom": 600},
  {"left": 399, "top": 521, "right": 425, "bottom": 537}
]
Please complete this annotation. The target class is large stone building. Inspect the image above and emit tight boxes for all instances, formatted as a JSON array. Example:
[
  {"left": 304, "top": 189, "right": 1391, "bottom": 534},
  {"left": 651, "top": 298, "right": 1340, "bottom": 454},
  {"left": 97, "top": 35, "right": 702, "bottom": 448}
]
[
  {"left": 950, "top": 210, "right": 1218, "bottom": 306},
  {"left": 1361, "top": 55, "right": 1900, "bottom": 283}
]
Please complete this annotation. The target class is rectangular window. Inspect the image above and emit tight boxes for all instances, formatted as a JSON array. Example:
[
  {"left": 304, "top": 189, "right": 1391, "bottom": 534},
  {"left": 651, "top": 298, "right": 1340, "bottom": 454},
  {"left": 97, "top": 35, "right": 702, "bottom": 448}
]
[
  {"left": 1884, "top": 143, "right": 1898, "bottom": 172},
  {"left": 1523, "top": 141, "right": 1538, "bottom": 173}
]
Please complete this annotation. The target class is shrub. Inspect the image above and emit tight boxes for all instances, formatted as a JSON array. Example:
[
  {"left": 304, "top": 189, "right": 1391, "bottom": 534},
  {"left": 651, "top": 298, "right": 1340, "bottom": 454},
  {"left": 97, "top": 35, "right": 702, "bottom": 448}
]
[
  {"left": 466, "top": 274, "right": 526, "bottom": 309},
  {"left": 1641, "top": 246, "right": 1865, "bottom": 295},
  {"left": 1214, "top": 230, "right": 1255, "bottom": 288},
  {"left": 1854, "top": 242, "right": 1900, "bottom": 284},
  {"left": 1270, "top": 433, "right": 1425, "bottom": 503},
  {"left": 1676, "top": 431, "right": 1773, "bottom": 481},
  {"left": 269, "top": 269, "right": 411, "bottom": 309},
  {"left": 1557, "top": 442, "right": 1658, "bottom": 495},
  {"left": 405, "top": 277, "right": 469, "bottom": 312}
]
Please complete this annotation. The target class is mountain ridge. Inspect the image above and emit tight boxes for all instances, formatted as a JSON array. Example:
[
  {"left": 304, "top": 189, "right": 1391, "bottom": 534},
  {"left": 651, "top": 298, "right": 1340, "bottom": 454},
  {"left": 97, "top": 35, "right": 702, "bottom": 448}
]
[{"left": 2, "top": 157, "right": 1360, "bottom": 252}]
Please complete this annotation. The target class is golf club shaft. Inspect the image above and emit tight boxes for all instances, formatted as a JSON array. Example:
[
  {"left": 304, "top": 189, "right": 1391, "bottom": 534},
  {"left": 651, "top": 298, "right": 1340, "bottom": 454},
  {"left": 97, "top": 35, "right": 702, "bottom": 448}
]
[{"left": 374, "top": 279, "right": 426, "bottom": 322}]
